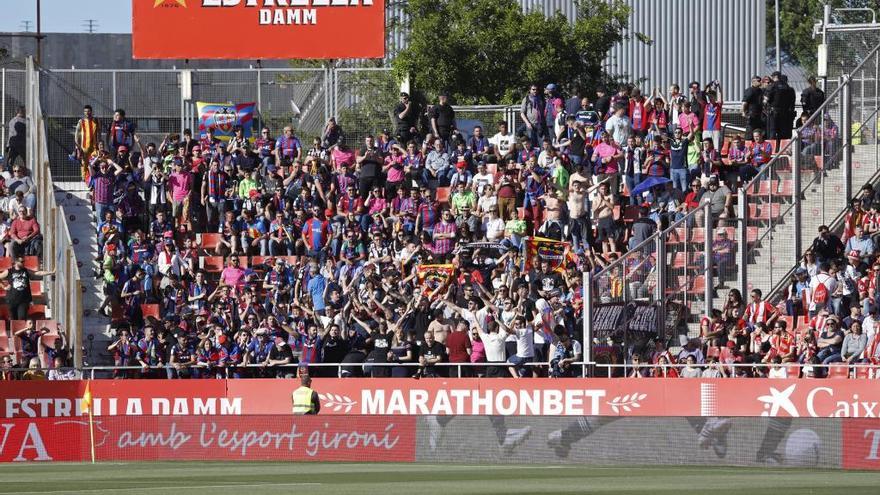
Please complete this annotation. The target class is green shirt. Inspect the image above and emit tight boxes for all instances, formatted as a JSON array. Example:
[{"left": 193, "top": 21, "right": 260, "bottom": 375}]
[
  {"left": 451, "top": 191, "right": 476, "bottom": 213},
  {"left": 238, "top": 177, "right": 259, "bottom": 199}
]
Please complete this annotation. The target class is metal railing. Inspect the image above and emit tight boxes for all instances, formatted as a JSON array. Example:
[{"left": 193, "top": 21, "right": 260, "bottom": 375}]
[
  {"left": 24, "top": 57, "right": 83, "bottom": 367},
  {"left": 747, "top": 40, "right": 880, "bottom": 304},
  {"left": 584, "top": 201, "right": 737, "bottom": 359},
  {"left": 5, "top": 360, "right": 879, "bottom": 380}
]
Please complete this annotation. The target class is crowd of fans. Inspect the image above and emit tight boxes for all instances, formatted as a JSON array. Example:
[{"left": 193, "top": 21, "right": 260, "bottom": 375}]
[{"left": 6, "top": 69, "right": 869, "bottom": 381}]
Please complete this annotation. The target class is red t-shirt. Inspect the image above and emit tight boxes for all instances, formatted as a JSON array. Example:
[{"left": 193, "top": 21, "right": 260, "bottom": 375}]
[{"left": 445, "top": 330, "right": 471, "bottom": 363}]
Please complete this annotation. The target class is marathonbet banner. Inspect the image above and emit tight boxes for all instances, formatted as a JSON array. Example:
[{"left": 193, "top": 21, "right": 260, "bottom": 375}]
[
  {"left": 7, "top": 379, "right": 880, "bottom": 419},
  {"left": 133, "top": 0, "right": 385, "bottom": 60}
]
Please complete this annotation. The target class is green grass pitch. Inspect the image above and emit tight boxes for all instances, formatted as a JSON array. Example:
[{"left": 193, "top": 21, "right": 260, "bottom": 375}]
[{"left": 0, "top": 462, "right": 877, "bottom": 494}]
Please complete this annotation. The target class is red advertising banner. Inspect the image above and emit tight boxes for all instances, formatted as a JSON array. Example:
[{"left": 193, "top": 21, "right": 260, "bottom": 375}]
[
  {"left": 5, "top": 379, "right": 880, "bottom": 419},
  {"left": 132, "top": 0, "right": 385, "bottom": 60},
  {"left": 0, "top": 416, "right": 415, "bottom": 463},
  {"left": 842, "top": 419, "right": 880, "bottom": 470}
]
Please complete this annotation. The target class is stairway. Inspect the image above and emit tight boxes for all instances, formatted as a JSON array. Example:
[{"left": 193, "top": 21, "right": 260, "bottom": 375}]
[
  {"left": 745, "top": 145, "right": 878, "bottom": 296},
  {"left": 54, "top": 181, "right": 113, "bottom": 366}
]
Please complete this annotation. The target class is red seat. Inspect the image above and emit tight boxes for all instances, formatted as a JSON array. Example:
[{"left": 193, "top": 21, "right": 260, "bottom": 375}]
[
  {"left": 746, "top": 227, "right": 758, "bottom": 244},
  {"left": 0, "top": 258, "right": 11, "bottom": 271},
  {"left": 777, "top": 139, "right": 791, "bottom": 154},
  {"left": 199, "top": 233, "right": 222, "bottom": 252},
  {"left": 687, "top": 275, "right": 706, "bottom": 297},
  {"left": 0, "top": 335, "right": 12, "bottom": 362},
  {"left": 140, "top": 304, "right": 160, "bottom": 320},
  {"left": 813, "top": 155, "right": 824, "bottom": 170},
  {"left": 760, "top": 203, "right": 781, "bottom": 221},
  {"left": 748, "top": 203, "right": 760, "bottom": 219},
  {"left": 785, "top": 362, "right": 801, "bottom": 378},
  {"left": 720, "top": 139, "right": 731, "bottom": 157},
  {"left": 202, "top": 256, "right": 225, "bottom": 273},
  {"left": 749, "top": 181, "right": 772, "bottom": 196},
  {"left": 27, "top": 305, "right": 46, "bottom": 319},
  {"left": 8, "top": 320, "right": 29, "bottom": 335},
  {"left": 775, "top": 179, "right": 794, "bottom": 197},
  {"left": 827, "top": 364, "right": 850, "bottom": 379},
  {"left": 435, "top": 187, "right": 451, "bottom": 204},
  {"left": 689, "top": 228, "right": 705, "bottom": 244},
  {"left": 23, "top": 256, "right": 38, "bottom": 271},
  {"left": 671, "top": 252, "right": 688, "bottom": 269},
  {"left": 853, "top": 364, "right": 875, "bottom": 379}
]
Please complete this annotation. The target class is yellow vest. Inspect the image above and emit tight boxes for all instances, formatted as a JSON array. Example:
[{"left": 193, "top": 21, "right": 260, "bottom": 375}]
[{"left": 291, "top": 386, "right": 315, "bottom": 415}]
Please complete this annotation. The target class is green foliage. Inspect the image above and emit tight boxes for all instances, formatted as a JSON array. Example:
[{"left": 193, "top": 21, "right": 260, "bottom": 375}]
[{"left": 393, "top": 0, "right": 634, "bottom": 104}]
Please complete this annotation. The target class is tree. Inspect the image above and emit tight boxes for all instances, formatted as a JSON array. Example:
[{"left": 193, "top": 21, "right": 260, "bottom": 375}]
[{"left": 392, "top": 0, "right": 635, "bottom": 105}]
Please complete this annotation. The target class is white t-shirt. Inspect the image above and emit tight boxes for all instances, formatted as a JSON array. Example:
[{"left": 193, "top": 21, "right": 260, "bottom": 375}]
[
  {"left": 472, "top": 172, "right": 494, "bottom": 195},
  {"left": 605, "top": 114, "right": 632, "bottom": 145},
  {"left": 477, "top": 329, "right": 507, "bottom": 363},
  {"left": 809, "top": 272, "right": 838, "bottom": 311},
  {"left": 484, "top": 217, "right": 506, "bottom": 241},
  {"left": 490, "top": 132, "right": 516, "bottom": 156},
  {"left": 514, "top": 325, "right": 535, "bottom": 358}
]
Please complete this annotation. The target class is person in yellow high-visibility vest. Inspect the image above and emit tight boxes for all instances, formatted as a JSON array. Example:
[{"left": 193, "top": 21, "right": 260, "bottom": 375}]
[{"left": 291, "top": 375, "right": 320, "bottom": 415}]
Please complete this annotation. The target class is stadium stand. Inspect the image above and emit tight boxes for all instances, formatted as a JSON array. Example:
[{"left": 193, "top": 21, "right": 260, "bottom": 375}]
[{"left": 8, "top": 72, "right": 880, "bottom": 382}]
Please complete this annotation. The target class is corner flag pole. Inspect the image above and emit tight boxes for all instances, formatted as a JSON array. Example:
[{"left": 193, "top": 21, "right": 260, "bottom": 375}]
[{"left": 82, "top": 380, "right": 95, "bottom": 464}]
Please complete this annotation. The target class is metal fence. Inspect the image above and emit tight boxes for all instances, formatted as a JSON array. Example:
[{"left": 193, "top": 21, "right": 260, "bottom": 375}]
[
  {"left": 0, "top": 69, "right": 26, "bottom": 159},
  {"left": 745, "top": 41, "right": 880, "bottom": 303},
  {"left": 583, "top": 201, "right": 745, "bottom": 368},
  {"left": 23, "top": 57, "right": 83, "bottom": 367}
]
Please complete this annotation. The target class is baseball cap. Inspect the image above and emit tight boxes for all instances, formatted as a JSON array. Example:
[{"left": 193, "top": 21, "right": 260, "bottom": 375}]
[
  {"left": 848, "top": 250, "right": 861, "bottom": 259},
  {"left": 545, "top": 83, "right": 557, "bottom": 91},
  {"left": 217, "top": 335, "right": 227, "bottom": 345},
  {"left": 192, "top": 145, "right": 201, "bottom": 152}
]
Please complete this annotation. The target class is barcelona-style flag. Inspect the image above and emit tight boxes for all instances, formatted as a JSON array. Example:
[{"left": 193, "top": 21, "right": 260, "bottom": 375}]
[
  {"left": 416, "top": 264, "right": 456, "bottom": 298},
  {"left": 197, "top": 101, "right": 257, "bottom": 141},
  {"left": 522, "top": 236, "right": 571, "bottom": 273}
]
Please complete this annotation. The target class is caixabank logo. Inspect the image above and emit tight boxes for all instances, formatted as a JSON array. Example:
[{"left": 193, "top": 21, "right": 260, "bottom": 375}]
[
  {"left": 154, "top": 0, "right": 187, "bottom": 7},
  {"left": 757, "top": 384, "right": 880, "bottom": 418}
]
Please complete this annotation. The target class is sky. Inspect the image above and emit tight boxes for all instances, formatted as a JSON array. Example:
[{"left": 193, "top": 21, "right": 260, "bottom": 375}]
[{"left": 0, "top": 0, "right": 132, "bottom": 34}]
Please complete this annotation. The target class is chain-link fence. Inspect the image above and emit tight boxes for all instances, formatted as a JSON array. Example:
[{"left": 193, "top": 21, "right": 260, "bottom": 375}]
[
  {"left": 0, "top": 69, "right": 26, "bottom": 158},
  {"left": 39, "top": 67, "right": 331, "bottom": 181},
  {"left": 332, "top": 67, "right": 398, "bottom": 147}
]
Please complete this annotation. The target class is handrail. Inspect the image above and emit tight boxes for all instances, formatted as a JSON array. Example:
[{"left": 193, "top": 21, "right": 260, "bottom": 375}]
[{"left": 591, "top": 201, "right": 707, "bottom": 277}]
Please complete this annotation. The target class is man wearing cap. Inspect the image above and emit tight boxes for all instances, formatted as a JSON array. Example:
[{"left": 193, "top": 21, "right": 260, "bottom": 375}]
[
  {"left": 742, "top": 76, "right": 765, "bottom": 138},
  {"left": 265, "top": 336, "right": 294, "bottom": 378},
  {"left": 292, "top": 374, "right": 320, "bottom": 415}
]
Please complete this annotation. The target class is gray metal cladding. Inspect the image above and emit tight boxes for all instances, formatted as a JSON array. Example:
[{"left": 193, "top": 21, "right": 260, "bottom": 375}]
[{"left": 605, "top": 0, "right": 766, "bottom": 97}]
